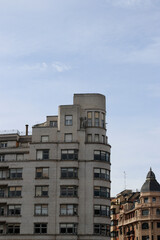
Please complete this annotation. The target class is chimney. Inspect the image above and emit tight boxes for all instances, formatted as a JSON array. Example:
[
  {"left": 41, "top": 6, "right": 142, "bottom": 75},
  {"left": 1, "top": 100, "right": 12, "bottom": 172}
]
[{"left": 25, "top": 124, "right": 29, "bottom": 136}]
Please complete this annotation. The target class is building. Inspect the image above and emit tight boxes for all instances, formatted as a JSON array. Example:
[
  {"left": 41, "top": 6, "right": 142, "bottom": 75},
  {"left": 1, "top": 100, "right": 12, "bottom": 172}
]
[
  {"left": 0, "top": 93, "right": 111, "bottom": 240},
  {"left": 111, "top": 168, "right": 160, "bottom": 240}
]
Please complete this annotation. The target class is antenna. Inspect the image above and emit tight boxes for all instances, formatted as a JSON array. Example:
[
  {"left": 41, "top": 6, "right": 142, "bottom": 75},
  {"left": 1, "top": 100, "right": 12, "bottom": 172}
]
[{"left": 124, "top": 171, "right": 126, "bottom": 190}]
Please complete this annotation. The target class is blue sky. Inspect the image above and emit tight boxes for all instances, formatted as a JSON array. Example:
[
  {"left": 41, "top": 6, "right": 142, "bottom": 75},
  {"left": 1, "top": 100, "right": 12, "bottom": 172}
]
[{"left": 0, "top": 0, "right": 160, "bottom": 196}]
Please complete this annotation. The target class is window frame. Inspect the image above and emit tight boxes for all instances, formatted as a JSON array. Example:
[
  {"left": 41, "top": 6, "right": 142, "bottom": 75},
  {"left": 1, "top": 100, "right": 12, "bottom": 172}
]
[
  {"left": 60, "top": 204, "right": 78, "bottom": 216},
  {"left": 34, "top": 223, "right": 47, "bottom": 234},
  {"left": 94, "top": 205, "right": 110, "bottom": 217},
  {"left": 59, "top": 223, "right": 77, "bottom": 234},
  {"left": 94, "top": 168, "right": 110, "bottom": 181},
  {"left": 61, "top": 149, "right": 78, "bottom": 160},
  {"left": 8, "top": 186, "right": 22, "bottom": 198},
  {"left": 65, "top": 115, "right": 73, "bottom": 126},
  {"left": 60, "top": 186, "right": 78, "bottom": 197},
  {"left": 9, "top": 168, "right": 22, "bottom": 179},
  {"left": 61, "top": 168, "right": 78, "bottom": 179},
  {"left": 7, "top": 204, "right": 21, "bottom": 216},
  {"left": 35, "top": 186, "right": 49, "bottom": 197},
  {"left": 94, "top": 223, "right": 110, "bottom": 236},
  {"left": 7, "top": 224, "right": 20, "bottom": 234},
  {"left": 34, "top": 204, "right": 48, "bottom": 216},
  {"left": 36, "top": 150, "right": 49, "bottom": 160},
  {"left": 35, "top": 167, "right": 49, "bottom": 179},
  {"left": 94, "top": 186, "right": 110, "bottom": 199},
  {"left": 94, "top": 150, "right": 110, "bottom": 162}
]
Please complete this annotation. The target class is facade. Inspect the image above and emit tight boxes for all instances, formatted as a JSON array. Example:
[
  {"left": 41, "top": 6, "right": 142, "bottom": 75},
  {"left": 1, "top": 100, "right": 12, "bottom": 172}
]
[
  {"left": 111, "top": 169, "right": 160, "bottom": 240},
  {"left": 0, "top": 93, "right": 111, "bottom": 240}
]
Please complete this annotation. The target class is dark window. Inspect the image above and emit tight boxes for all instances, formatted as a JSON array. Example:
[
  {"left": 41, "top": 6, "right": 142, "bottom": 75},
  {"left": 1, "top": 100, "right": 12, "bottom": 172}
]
[
  {"left": 0, "top": 155, "right": 5, "bottom": 162},
  {"left": 8, "top": 205, "right": 21, "bottom": 216},
  {"left": 101, "top": 113, "right": 105, "bottom": 128},
  {"left": 94, "top": 112, "right": 99, "bottom": 127},
  {"left": 60, "top": 223, "right": 77, "bottom": 234},
  {"left": 60, "top": 186, "right": 78, "bottom": 197},
  {"left": 142, "top": 209, "right": 149, "bottom": 216},
  {"left": 0, "top": 142, "right": 7, "bottom": 148},
  {"left": 157, "top": 222, "right": 160, "bottom": 228},
  {"left": 7, "top": 224, "right": 20, "bottom": 234},
  {"left": 8, "top": 187, "right": 22, "bottom": 197},
  {"left": 94, "top": 224, "right": 110, "bottom": 236},
  {"left": 60, "top": 204, "right": 78, "bottom": 216},
  {"left": 94, "top": 205, "right": 110, "bottom": 217},
  {"left": 35, "top": 204, "right": 48, "bottom": 216},
  {"left": 94, "top": 186, "right": 110, "bottom": 198},
  {"left": 142, "top": 236, "right": 149, "bottom": 240},
  {"left": 0, "top": 169, "right": 7, "bottom": 179},
  {"left": 87, "top": 112, "right": 92, "bottom": 126},
  {"left": 111, "top": 208, "right": 116, "bottom": 215},
  {"left": 61, "top": 150, "right": 78, "bottom": 160},
  {"left": 144, "top": 197, "right": 148, "bottom": 203},
  {"left": 0, "top": 188, "right": 5, "bottom": 197},
  {"left": 94, "top": 168, "right": 110, "bottom": 181},
  {"left": 152, "top": 197, "right": 156, "bottom": 202},
  {"left": 157, "top": 209, "right": 160, "bottom": 215},
  {"left": 65, "top": 115, "right": 73, "bottom": 126},
  {"left": 50, "top": 121, "right": 57, "bottom": 127},
  {"left": 36, "top": 168, "right": 49, "bottom": 178},
  {"left": 35, "top": 186, "right": 48, "bottom": 197},
  {"left": 142, "top": 223, "right": 149, "bottom": 229},
  {"left": 157, "top": 236, "right": 160, "bottom": 240},
  {"left": 37, "top": 150, "right": 49, "bottom": 160},
  {"left": 94, "top": 150, "right": 110, "bottom": 162},
  {"left": 34, "top": 223, "right": 47, "bottom": 234},
  {"left": 10, "top": 169, "right": 22, "bottom": 179},
  {"left": 61, "top": 168, "right": 78, "bottom": 179}
]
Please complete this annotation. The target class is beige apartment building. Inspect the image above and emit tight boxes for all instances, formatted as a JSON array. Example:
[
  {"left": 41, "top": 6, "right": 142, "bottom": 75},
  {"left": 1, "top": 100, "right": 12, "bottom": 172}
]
[
  {"left": 111, "top": 169, "right": 160, "bottom": 240},
  {"left": 0, "top": 93, "right": 111, "bottom": 240}
]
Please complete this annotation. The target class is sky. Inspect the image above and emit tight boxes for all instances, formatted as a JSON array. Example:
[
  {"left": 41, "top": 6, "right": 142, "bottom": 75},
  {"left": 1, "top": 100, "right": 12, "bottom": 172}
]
[{"left": 0, "top": 0, "right": 160, "bottom": 196}]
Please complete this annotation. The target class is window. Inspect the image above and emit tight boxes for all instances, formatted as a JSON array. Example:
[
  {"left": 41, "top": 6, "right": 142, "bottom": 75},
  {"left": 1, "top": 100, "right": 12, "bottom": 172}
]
[
  {"left": 94, "top": 186, "right": 110, "bottom": 198},
  {"left": 50, "top": 121, "right": 56, "bottom": 127},
  {"left": 61, "top": 168, "right": 78, "bottom": 179},
  {"left": 50, "top": 121, "right": 57, "bottom": 127},
  {"left": 60, "top": 223, "right": 77, "bottom": 234},
  {"left": 144, "top": 197, "right": 148, "bottom": 203},
  {"left": 36, "top": 168, "right": 49, "bottom": 179},
  {"left": 94, "top": 112, "right": 99, "bottom": 127},
  {"left": 142, "top": 223, "right": 149, "bottom": 229},
  {"left": 0, "top": 155, "right": 5, "bottom": 162},
  {"left": 142, "top": 236, "right": 149, "bottom": 240},
  {"left": 65, "top": 115, "right": 72, "bottom": 126},
  {"left": 157, "top": 222, "right": 160, "bottom": 228},
  {"left": 60, "top": 186, "right": 78, "bottom": 197},
  {"left": 152, "top": 197, "right": 156, "bottom": 202},
  {"left": 34, "top": 223, "right": 47, "bottom": 234},
  {"left": 101, "top": 113, "right": 105, "bottom": 128},
  {"left": 35, "top": 186, "right": 48, "bottom": 197},
  {"left": 87, "top": 111, "right": 92, "bottom": 126},
  {"left": 94, "top": 205, "right": 110, "bottom": 217},
  {"left": 8, "top": 205, "right": 21, "bottom": 216},
  {"left": 94, "top": 224, "right": 110, "bottom": 236},
  {"left": 37, "top": 150, "right": 49, "bottom": 160},
  {"left": 60, "top": 204, "right": 78, "bottom": 216},
  {"left": 94, "top": 150, "right": 110, "bottom": 162},
  {"left": 0, "top": 169, "right": 7, "bottom": 179},
  {"left": 102, "top": 135, "right": 105, "bottom": 143},
  {"left": 8, "top": 186, "right": 22, "bottom": 197},
  {"left": 7, "top": 224, "right": 20, "bottom": 234},
  {"left": 111, "top": 208, "right": 116, "bottom": 215},
  {"left": 94, "top": 134, "right": 99, "bottom": 142},
  {"left": 0, "top": 142, "right": 7, "bottom": 148},
  {"left": 9, "top": 169, "right": 22, "bottom": 179},
  {"left": 87, "top": 134, "right": 92, "bottom": 142},
  {"left": 0, "top": 206, "right": 4, "bottom": 216},
  {"left": 61, "top": 149, "right": 78, "bottom": 160},
  {"left": 157, "top": 209, "right": 160, "bottom": 215},
  {"left": 0, "top": 224, "right": 4, "bottom": 234},
  {"left": 41, "top": 136, "right": 49, "bottom": 142},
  {"left": 35, "top": 204, "right": 48, "bottom": 216},
  {"left": 0, "top": 188, "right": 5, "bottom": 197},
  {"left": 94, "top": 168, "right": 110, "bottom": 181},
  {"left": 157, "top": 236, "right": 160, "bottom": 240},
  {"left": 64, "top": 133, "right": 72, "bottom": 142},
  {"left": 142, "top": 209, "right": 149, "bottom": 216}
]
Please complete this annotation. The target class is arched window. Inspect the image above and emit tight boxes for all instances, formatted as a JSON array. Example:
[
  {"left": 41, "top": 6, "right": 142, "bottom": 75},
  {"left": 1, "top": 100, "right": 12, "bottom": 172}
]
[{"left": 142, "top": 223, "right": 149, "bottom": 229}]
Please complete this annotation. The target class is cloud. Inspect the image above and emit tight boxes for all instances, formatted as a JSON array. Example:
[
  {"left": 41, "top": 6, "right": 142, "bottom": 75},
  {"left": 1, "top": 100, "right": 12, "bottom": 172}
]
[
  {"left": 21, "top": 62, "right": 48, "bottom": 71},
  {"left": 52, "top": 62, "right": 71, "bottom": 72},
  {"left": 106, "top": 0, "right": 153, "bottom": 8}
]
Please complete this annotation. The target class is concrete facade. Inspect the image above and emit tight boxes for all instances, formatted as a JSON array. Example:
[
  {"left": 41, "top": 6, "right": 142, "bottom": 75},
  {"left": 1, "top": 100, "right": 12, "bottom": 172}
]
[{"left": 0, "top": 93, "right": 111, "bottom": 240}]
